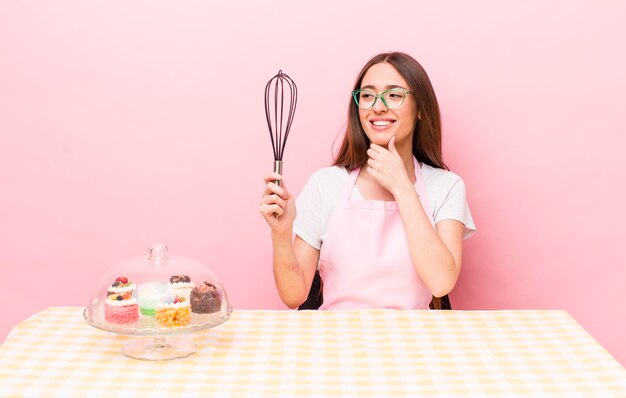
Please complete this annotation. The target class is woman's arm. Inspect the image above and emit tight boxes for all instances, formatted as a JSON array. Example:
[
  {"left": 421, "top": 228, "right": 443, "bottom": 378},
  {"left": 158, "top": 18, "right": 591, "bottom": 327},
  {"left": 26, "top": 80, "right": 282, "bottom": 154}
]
[
  {"left": 394, "top": 186, "right": 464, "bottom": 297},
  {"left": 366, "top": 138, "right": 465, "bottom": 297},
  {"left": 271, "top": 233, "right": 320, "bottom": 308},
  {"left": 260, "top": 173, "right": 320, "bottom": 308}
]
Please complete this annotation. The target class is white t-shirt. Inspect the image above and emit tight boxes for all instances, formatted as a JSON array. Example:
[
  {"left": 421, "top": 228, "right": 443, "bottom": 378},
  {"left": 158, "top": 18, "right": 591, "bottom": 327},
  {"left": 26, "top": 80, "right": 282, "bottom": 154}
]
[{"left": 294, "top": 162, "right": 476, "bottom": 251}]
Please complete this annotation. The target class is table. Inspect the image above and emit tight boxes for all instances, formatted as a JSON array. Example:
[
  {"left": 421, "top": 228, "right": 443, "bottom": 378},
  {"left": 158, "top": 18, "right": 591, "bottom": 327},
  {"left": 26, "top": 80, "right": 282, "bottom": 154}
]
[{"left": 1, "top": 308, "right": 625, "bottom": 397}]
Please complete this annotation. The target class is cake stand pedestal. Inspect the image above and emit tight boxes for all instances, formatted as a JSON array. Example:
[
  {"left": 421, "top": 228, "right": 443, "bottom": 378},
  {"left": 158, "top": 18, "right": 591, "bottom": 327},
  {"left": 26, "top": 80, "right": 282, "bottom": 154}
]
[{"left": 122, "top": 336, "right": 198, "bottom": 361}]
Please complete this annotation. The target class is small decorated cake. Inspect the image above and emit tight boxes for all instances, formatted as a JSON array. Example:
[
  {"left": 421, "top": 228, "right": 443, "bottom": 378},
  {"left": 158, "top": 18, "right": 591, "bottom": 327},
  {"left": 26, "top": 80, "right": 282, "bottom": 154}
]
[
  {"left": 155, "top": 295, "right": 191, "bottom": 327},
  {"left": 190, "top": 281, "right": 222, "bottom": 314},
  {"left": 137, "top": 281, "right": 170, "bottom": 317},
  {"left": 104, "top": 276, "right": 138, "bottom": 324},
  {"left": 169, "top": 275, "right": 195, "bottom": 303}
]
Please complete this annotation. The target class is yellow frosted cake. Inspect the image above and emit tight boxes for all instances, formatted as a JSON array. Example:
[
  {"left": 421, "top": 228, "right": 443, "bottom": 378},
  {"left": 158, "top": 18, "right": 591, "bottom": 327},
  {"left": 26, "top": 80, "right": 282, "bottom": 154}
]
[{"left": 155, "top": 295, "right": 191, "bottom": 327}]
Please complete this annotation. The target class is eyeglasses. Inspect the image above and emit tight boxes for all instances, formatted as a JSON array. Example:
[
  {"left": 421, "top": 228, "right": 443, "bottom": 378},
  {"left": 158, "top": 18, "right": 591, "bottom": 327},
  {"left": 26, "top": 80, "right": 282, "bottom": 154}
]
[{"left": 351, "top": 88, "right": 413, "bottom": 110}]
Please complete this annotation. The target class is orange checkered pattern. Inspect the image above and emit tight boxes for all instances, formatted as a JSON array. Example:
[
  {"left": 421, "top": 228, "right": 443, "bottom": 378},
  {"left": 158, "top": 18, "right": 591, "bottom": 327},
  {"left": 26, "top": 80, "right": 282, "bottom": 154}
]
[{"left": 1, "top": 307, "right": 625, "bottom": 397}]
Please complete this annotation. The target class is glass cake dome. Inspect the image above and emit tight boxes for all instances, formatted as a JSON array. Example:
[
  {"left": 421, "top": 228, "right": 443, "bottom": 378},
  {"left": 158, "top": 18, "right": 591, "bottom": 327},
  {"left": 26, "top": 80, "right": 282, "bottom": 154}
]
[{"left": 83, "top": 244, "right": 232, "bottom": 360}]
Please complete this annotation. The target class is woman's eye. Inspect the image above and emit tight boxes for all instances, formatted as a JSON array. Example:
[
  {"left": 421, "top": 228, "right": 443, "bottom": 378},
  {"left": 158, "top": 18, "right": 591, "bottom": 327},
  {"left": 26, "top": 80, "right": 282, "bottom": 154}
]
[
  {"left": 388, "top": 93, "right": 402, "bottom": 99},
  {"left": 361, "top": 93, "right": 374, "bottom": 99}
]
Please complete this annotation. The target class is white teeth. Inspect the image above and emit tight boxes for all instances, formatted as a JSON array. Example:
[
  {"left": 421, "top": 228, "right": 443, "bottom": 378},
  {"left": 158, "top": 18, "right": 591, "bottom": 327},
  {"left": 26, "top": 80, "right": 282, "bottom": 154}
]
[{"left": 372, "top": 120, "right": 392, "bottom": 127}]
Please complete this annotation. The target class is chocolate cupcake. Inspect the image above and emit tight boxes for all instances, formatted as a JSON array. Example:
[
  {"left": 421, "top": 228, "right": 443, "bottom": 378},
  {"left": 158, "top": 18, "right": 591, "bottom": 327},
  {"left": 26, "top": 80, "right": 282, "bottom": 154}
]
[{"left": 190, "top": 281, "right": 222, "bottom": 314}]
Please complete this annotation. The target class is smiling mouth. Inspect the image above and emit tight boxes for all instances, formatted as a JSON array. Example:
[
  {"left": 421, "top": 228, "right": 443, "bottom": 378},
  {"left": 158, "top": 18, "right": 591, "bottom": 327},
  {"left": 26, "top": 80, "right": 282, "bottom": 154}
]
[{"left": 370, "top": 120, "right": 396, "bottom": 129}]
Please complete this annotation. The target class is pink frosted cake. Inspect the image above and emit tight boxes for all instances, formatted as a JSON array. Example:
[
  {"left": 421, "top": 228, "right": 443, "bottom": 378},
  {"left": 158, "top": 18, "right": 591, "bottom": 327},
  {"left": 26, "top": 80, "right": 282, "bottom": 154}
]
[{"left": 104, "top": 276, "right": 138, "bottom": 324}]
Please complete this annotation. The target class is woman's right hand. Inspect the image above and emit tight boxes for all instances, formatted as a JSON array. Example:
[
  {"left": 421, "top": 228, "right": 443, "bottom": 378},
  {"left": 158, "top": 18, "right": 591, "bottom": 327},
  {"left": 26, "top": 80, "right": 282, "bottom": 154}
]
[{"left": 260, "top": 172, "right": 296, "bottom": 235}]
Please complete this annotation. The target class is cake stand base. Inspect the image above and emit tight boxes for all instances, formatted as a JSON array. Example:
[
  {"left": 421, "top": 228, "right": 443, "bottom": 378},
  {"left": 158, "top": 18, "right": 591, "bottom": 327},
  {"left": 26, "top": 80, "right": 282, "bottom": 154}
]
[{"left": 122, "top": 336, "right": 197, "bottom": 361}]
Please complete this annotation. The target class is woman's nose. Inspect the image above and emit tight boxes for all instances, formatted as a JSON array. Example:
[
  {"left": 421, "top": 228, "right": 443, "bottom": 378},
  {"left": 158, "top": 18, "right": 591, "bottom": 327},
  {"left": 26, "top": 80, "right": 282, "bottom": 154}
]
[{"left": 372, "top": 96, "right": 388, "bottom": 112}]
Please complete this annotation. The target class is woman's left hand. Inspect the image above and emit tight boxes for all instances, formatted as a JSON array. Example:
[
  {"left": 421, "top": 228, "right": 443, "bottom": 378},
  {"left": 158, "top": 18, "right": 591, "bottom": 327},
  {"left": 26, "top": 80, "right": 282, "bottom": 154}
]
[{"left": 366, "top": 136, "right": 414, "bottom": 198}]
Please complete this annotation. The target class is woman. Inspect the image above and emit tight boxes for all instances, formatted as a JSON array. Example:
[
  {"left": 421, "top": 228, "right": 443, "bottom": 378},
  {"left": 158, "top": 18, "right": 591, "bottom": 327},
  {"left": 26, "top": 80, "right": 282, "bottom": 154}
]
[{"left": 260, "top": 52, "right": 476, "bottom": 310}]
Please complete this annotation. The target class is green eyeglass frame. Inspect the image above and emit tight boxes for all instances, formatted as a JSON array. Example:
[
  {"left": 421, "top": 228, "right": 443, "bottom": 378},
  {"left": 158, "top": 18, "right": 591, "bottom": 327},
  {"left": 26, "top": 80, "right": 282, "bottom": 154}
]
[{"left": 351, "top": 88, "right": 413, "bottom": 110}]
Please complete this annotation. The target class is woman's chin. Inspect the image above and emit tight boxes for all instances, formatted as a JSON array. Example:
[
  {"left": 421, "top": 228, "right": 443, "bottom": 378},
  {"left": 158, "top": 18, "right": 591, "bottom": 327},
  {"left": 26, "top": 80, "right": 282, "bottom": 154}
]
[{"left": 367, "top": 133, "right": 393, "bottom": 147}]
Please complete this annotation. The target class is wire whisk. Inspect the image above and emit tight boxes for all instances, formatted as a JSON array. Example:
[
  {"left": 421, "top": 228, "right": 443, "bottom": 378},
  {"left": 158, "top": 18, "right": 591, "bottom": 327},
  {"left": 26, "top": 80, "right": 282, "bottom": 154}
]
[{"left": 264, "top": 70, "right": 298, "bottom": 187}]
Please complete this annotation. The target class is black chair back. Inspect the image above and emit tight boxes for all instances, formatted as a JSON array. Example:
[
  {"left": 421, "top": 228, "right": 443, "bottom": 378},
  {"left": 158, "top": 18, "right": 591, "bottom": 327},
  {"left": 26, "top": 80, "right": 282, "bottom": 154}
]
[{"left": 298, "top": 270, "right": 451, "bottom": 310}]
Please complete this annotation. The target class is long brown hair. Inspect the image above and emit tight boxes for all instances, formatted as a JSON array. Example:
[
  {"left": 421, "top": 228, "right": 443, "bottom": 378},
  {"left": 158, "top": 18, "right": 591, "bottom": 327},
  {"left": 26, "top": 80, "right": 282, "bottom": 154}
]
[{"left": 333, "top": 52, "right": 448, "bottom": 171}]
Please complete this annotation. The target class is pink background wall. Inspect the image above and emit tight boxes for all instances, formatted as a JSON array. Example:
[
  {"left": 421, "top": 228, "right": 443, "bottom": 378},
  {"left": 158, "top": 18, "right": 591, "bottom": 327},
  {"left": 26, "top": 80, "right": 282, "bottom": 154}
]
[{"left": 1, "top": 1, "right": 625, "bottom": 366}]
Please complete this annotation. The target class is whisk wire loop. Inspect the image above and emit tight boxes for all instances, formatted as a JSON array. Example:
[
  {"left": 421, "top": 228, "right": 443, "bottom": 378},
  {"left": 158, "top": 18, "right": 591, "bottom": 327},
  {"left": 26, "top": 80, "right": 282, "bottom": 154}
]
[{"left": 264, "top": 70, "right": 298, "bottom": 162}]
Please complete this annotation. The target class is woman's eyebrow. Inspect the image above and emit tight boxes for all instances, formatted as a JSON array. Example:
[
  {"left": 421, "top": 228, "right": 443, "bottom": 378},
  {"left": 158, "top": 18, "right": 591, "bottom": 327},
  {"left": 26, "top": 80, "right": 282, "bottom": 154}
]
[{"left": 361, "top": 84, "right": 406, "bottom": 90}]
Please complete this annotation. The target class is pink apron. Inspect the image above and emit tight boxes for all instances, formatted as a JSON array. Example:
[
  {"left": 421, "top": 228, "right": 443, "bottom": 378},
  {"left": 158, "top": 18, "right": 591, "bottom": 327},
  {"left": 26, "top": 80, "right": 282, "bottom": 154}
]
[{"left": 318, "top": 157, "right": 434, "bottom": 310}]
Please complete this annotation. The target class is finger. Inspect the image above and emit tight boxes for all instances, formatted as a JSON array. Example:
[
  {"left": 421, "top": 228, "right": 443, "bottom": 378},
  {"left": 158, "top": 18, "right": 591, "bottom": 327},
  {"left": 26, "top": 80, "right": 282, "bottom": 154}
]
[
  {"left": 261, "top": 194, "right": 287, "bottom": 209},
  {"left": 367, "top": 158, "right": 377, "bottom": 169},
  {"left": 260, "top": 203, "right": 284, "bottom": 218},
  {"left": 367, "top": 148, "right": 380, "bottom": 159},
  {"left": 263, "top": 173, "right": 289, "bottom": 192},
  {"left": 269, "top": 204, "right": 285, "bottom": 217},
  {"left": 263, "top": 173, "right": 283, "bottom": 184},
  {"left": 263, "top": 181, "right": 288, "bottom": 199},
  {"left": 388, "top": 136, "right": 398, "bottom": 153},
  {"left": 370, "top": 143, "right": 384, "bottom": 152}
]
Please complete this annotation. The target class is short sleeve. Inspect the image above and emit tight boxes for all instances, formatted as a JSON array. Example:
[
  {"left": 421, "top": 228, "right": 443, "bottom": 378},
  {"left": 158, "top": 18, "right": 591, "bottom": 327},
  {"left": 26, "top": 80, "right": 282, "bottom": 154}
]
[
  {"left": 434, "top": 177, "right": 477, "bottom": 240},
  {"left": 293, "top": 176, "right": 323, "bottom": 250}
]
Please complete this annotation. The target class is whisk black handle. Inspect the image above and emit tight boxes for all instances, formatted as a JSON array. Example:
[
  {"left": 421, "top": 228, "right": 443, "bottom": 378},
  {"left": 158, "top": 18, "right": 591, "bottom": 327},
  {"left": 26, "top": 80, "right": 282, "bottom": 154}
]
[{"left": 273, "top": 160, "right": 283, "bottom": 187}]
